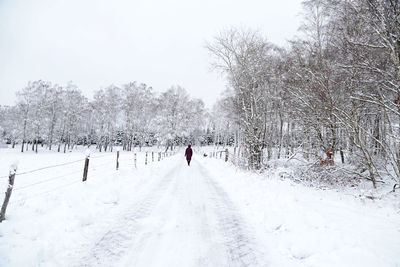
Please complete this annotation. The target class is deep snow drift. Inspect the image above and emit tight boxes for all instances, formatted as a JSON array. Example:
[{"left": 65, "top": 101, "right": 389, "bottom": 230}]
[{"left": 0, "top": 147, "right": 399, "bottom": 266}]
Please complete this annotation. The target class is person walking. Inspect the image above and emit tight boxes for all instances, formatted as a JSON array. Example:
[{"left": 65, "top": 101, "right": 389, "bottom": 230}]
[{"left": 185, "top": 144, "right": 193, "bottom": 166}]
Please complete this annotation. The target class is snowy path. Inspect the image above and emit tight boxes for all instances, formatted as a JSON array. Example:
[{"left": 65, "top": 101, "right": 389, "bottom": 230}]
[
  {"left": 78, "top": 157, "right": 265, "bottom": 267},
  {"left": 2, "top": 149, "right": 399, "bottom": 266}
]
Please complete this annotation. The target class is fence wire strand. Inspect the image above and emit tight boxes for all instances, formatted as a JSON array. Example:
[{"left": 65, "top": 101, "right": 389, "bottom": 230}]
[
  {"left": 1, "top": 152, "right": 116, "bottom": 179},
  {"left": 10, "top": 180, "right": 82, "bottom": 205},
  {"left": 15, "top": 159, "right": 84, "bottom": 177},
  {"left": 13, "top": 169, "right": 83, "bottom": 191}
]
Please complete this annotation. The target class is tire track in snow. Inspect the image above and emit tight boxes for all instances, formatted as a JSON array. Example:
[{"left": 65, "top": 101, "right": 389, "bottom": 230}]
[
  {"left": 197, "top": 160, "right": 265, "bottom": 267},
  {"left": 120, "top": 161, "right": 229, "bottom": 267},
  {"left": 76, "top": 164, "right": 178, "bottom": 267}
]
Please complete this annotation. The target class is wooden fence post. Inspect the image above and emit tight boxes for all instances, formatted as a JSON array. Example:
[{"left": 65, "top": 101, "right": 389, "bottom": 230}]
[
  {"left": 145, "top": 152, "right": 148, "bottom": 165},
  {"left": 225, "top": 149, "right": 229, "bottom": 162},
  {"left": 340, "top": 149, "right": 344, "bottom": 164},
  {"left": 134, "top": 153, "right": 137, "bottom": 168},
  {"left": 158, "top": 152, "right": 161, "bottom": 161},
  {"left": 152, "top": 152, "right": 154, "bottom": 162},
  {"left": 0, "top": 167, "right": 17, "bottom": 222},
  {"left": 82, "top": 155, "right": 90, "bottom": 182},
  {"left": 116, "top": 150, "right": 120, "bottom": 170}
]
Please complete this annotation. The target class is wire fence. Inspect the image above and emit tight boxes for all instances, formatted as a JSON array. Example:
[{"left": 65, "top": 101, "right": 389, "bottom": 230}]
[
  {"left": 15, "top": 159, "right": 85, "bottom": 177},
  {"left": 10, "top": 180, "right": 83, "bottom": 205},
  {"left": 13, "top": 169, "right": 83, "bottom": 191},
  {"left": 0, "top": 150, "right": 177, "bottom": 214},
  {"left": 0, "top": 147, "right": 241, "bottom": 222},
  {"left": 199, "top": 147, "right": 243, "bottom": 166},
  {"left": 201, "top": 146, "right": 285, "bottom": 170}
]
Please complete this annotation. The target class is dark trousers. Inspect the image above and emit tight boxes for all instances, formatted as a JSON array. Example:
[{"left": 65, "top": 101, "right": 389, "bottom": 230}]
[{"left": 187, "top": 159, "right": 191, "bottom": 166}]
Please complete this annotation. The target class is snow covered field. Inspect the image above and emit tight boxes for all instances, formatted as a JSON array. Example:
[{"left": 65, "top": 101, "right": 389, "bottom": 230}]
[{"left": 0, "top": 146, "right": 399, "bottom": 266}]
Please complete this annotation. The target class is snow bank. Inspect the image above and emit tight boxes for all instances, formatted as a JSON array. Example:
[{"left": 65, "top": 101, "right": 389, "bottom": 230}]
[
  {"left": 0, "top": 147, "right": 176, "bottom": 266},
  {"left": 201, "top": 156, "right": 400, "bottom": 266}
]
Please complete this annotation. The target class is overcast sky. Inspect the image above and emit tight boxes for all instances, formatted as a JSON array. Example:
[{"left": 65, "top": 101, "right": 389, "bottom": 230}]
[{"left": 0, "top": 0, "right": 303, "bottom": 108}]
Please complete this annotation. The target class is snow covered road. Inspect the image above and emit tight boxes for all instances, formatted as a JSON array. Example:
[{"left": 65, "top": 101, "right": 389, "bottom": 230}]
[
  {"left": 79, "top": 157, "right": 265, "bottom": 267},
  {"left": 1, "top": 148, "right": 400, "bottom": 266}
]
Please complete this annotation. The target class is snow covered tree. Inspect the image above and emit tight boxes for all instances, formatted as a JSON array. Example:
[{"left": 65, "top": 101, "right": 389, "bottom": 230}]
[
  {"left": 153, "top": 86, "right": 204, "bottom": 151},
  {"left": 285, "top": 0, "right": 346, "bottom": 160},
  {"left": 120, "top": 82, "right": 155, "bottom": 151},
  {"left": 15, "top": 82, "right": 36, "bottom": 152},
  {"left": 207, "top": 28, "right": 279, "bottom": 169},
  {"left": 58, "top": 83, "right": 88, "bottom": 152},
  {"left": 44, "top": 84, "right": 63, "bottom": 151}
]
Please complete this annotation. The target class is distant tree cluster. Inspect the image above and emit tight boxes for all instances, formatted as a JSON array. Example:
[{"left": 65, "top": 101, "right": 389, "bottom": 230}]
[
  {"left": 207, "top": 0, "right": 400, "bottom": 187},
  {"left": 0, "top": 81, "right": 206, "bottom": 152}
]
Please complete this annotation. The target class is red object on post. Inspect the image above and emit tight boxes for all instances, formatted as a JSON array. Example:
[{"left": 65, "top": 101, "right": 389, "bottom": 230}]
[
  {"left": 326, "top": 148, "right": 333, "bottom": 159},
  {"left": 320, "top": 147, "right": 334, "bottom": 166}
]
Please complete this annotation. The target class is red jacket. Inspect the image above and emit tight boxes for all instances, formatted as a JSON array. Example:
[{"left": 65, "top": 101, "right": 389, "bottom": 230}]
[{"left": 185, "top": 145, "right": 193, "bottom": 160}]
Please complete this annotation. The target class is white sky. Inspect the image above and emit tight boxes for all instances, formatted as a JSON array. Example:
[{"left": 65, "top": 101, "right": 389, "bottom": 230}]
[{"left": 0, "top": 0, "right": 302, "bottom": 108}]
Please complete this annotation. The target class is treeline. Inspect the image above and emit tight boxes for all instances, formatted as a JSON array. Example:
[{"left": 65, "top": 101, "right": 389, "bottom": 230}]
[
  {"left": 207, "top": 0, "right": 400, "bottom": 187},
  {"left": 0, "top": 81, "right": 207, "bottom": 152}
]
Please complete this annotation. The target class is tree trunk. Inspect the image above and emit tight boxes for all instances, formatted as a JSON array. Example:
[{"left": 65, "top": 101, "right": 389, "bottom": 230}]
[
  {"left": 49, "top": 115, "right": 55, "bottom": 151},
  {"left": 21, "top": 119, "right": 27, "bottom": 153},
  {"left": 285, "top": 121, "right": 290, "bottom": 158},
  {"left": 35, "top": 137, "right": 38, "bottom": 153},
  {"left": 277, "top": 116, "right": 284, "bottom": 159}
]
